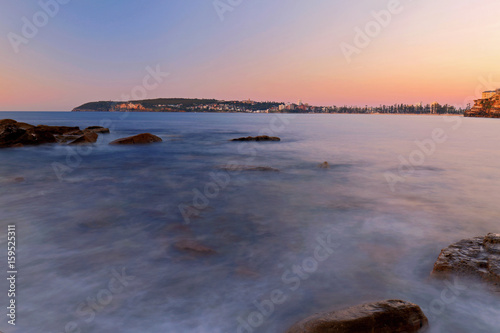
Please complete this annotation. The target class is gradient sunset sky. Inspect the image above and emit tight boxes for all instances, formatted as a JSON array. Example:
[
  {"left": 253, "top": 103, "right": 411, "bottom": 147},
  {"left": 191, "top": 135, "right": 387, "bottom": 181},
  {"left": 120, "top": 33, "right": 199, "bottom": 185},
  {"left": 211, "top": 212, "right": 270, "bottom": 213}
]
[{"left": 1, "top": 0, "right": 500, "bottom": 111}]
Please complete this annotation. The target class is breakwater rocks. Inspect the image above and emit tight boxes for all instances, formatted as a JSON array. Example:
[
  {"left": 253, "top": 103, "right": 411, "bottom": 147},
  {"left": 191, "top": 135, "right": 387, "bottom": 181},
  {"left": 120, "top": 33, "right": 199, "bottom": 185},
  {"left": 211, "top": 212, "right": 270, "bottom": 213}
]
[
  {"left": 0, "top": 119, "right": 109, "bottom": 148},
  {"left": 285, "top": 300, "right": 428, "bottom": 333},
  {"left": 231, "top": 135, "right": 281, "bottom": 142},
  {"left": 109, "top": 133, "right": 162, "bottom": 145},
  {"left": 432, "top": 233, "right": 500, "bottom": 291}
]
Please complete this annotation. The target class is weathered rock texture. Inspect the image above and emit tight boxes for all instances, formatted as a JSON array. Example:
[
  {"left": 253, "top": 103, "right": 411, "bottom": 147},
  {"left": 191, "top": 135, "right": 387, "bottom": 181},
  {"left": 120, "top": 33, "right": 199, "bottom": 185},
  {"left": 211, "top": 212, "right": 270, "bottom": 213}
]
[
  {"left": 465, "top": 89, "right": 500, "bottom": 118},
  {"left": 432, "top": 233, "right": 500, "bottom": 290},
  {"left": 231, "top": 135, "right": 281, "bottom": 142},
  {"left": 85, "top": 126, "right": 110, "bottom": 134},
  {"left": 0, "top": 119, "right": 109, "bottom": 148},
  {"left": 109, "top": 133, "right": 162, "bottom": 145},
  {"left": 286, "top": 300, "right": 428, "bottom": 333}
]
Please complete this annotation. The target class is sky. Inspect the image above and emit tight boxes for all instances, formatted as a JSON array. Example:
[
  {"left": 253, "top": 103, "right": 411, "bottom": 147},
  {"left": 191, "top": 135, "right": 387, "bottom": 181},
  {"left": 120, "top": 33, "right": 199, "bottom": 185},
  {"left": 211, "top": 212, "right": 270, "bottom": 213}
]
[{"left": 0, "top": 0, "right": 500, "bottom": 111}]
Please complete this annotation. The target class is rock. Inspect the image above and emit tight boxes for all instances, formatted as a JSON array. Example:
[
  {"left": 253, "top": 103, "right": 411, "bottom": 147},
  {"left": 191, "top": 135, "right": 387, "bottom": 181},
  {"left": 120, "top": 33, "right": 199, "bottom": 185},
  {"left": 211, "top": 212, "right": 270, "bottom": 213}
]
[
  {"left": 286, "top": 300, "right": 428, "bottom": 333},
  {"left": 432, "top": 233, "right": 500, "bottom": 290},
  {"left": 318, "top": 161, "right": 329, "bottom": 169},
  {"left": 69, "top": 131, "right": 99, "bottom": 145},
  {"left": 231, "top": 135, "right": 281, "bottom": 142},
  {"left": 35, "top": 125, "right": 81, "bottom": 135},
  {"left": 221, "top": 165, "right": 280, "bottom": 172},
  {"left": 173, "top": 239, "right": 216, "bottom": 255},
  {"left": 85, "top": 126, "right": 110, "bottom": 134},
  {"left": 109, "top": 133, "right": 162, "bottom": 145},
  {"left": 0, "top": 119, "right": 105, "bottom": 148}
]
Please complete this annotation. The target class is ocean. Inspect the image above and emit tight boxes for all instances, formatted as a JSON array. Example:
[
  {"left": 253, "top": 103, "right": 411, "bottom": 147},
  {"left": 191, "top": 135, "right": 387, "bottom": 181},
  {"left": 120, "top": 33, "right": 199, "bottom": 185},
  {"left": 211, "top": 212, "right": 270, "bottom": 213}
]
[{"left": 0, "top": 112, "right": 499, "bottom": 333}]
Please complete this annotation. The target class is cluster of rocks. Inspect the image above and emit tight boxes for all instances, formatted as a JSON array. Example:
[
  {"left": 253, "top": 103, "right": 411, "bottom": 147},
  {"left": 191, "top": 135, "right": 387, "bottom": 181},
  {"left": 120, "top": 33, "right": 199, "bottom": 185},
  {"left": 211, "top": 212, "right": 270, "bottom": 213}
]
[
  {"left": 0, "top": 119, "right": 109, "bottom": 148},
  {"left": 1, "top": 121, "right": 282, "bottom": 148},
  {"left": 0, "top": 119, "right": 168, "bottom": 148},
  {"left": 285, "top": 233, "right": 499, "bottom": 332}
]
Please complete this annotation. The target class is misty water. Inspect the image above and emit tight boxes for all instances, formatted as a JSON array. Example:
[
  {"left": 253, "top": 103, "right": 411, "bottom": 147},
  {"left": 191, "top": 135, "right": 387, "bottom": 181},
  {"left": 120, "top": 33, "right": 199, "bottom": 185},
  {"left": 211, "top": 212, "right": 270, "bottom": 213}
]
[{"left": 1, "top": 112, "right": 499, "bottom": 333}]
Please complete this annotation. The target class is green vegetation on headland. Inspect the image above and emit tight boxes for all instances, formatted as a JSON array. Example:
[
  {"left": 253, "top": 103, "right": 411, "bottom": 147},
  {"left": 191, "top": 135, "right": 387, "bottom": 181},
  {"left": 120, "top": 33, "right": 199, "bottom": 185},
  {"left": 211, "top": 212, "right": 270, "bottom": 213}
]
[{"left": 72, "top": 98, "right": 466, "bottom": 115}]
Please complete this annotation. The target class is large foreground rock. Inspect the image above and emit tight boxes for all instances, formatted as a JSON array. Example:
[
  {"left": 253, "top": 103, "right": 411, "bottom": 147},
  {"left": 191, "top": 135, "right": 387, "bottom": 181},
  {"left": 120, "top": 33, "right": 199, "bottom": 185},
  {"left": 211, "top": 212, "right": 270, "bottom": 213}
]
[
  {"left": 432, "top": 233, "right": 500, "bottom": 290},
  {"left": 231, "top": 135, "right": 280, "bottom": 142},
  {"left": 0, "top": 119, "right": 106, "bottom": 148},
  {"left": 286, "top": 300, "right": 428, "bottom": 333},
  {"left": 110, "top": 133, "right": 162, "bottom": 145}
]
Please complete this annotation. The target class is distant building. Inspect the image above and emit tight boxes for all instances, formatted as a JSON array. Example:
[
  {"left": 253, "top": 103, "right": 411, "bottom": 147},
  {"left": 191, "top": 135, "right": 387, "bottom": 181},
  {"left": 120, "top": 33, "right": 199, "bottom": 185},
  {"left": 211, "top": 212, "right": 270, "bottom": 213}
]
[{"left": 466, "top": 89, "right": 500, "bottom": 118}]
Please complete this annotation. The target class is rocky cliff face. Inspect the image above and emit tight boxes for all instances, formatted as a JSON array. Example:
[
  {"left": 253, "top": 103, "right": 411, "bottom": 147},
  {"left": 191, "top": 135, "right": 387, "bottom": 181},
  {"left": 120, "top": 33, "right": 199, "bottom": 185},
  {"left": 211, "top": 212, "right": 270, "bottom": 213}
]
[{"left": 465, "top": 90, "right": 500, "bottom": 118}]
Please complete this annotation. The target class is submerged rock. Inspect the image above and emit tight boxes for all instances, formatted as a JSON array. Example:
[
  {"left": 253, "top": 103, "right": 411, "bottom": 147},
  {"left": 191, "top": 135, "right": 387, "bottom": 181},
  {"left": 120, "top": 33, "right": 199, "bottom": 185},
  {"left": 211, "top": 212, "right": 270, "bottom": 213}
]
[
  {"left": 318, "top": 161, "right": 329, "bottom": 169},
  {"left": 110, "top": 133, "right": 162, "bottom": 145},
  {"left": 432, "top": 233, "right": 500, "bottom": 290},
  {"left": 230, "top": 135, "right": 281, "bottom": 142},
  {"left": 173, "top": 239, "right": 216, "bottom": 255},
  {"left": 286, "top": 300, "right": 428, "bottom": 333}
]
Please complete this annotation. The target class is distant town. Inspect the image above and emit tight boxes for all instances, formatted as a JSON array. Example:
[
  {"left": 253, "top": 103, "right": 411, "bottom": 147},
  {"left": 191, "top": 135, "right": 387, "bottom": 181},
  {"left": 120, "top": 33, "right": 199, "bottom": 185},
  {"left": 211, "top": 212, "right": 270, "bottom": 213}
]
[{"left": 73, "top": 98, "right": 467, "bottom": 115}]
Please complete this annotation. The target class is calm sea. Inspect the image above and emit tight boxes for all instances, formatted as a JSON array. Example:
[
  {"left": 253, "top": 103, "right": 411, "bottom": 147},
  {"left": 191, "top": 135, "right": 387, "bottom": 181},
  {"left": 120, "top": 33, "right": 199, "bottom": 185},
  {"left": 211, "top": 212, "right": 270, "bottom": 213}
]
[{"left": 0, "top": 112, "right": 499, "bottom": 333}]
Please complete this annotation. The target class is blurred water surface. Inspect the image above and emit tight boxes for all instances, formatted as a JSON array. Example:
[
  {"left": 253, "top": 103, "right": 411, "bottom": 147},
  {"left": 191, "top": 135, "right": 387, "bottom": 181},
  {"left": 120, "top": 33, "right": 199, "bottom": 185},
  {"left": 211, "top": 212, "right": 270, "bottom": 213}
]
[{"left": 0, "top": 112, "right": 499, "bottom": 333}]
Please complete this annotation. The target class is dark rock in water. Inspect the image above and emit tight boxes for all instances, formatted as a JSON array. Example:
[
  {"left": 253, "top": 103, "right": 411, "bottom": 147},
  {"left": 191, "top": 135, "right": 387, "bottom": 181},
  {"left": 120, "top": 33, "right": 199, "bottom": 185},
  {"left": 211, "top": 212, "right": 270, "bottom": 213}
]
[
  {"left": 230, "top": 135, "right": 281, "bottom": 142},
  {"left": 432, "top": 233, "right": 500, "bottom": 290},
  {"left": 173, "top": 239, "right": 216, "bottom": 255},
  {"left": 85, "top": 126, "right": 110, "bottom": 134},
  {"left": 0, "top": 119, "right": 105, "bottom": 148},
  {"left": 69, "top": 131, "right": 99, "bottom": 145},
  {"left": 14, "top": 126, "right": 58, "bottom": 146},
  {"left": 286, "top": 300, "right": 428, "bottom": 333},
  {"left": 110, "top": 133, "right": 162, "bottom": 145},
  {"left": 318, "top": 161, "right": 329, "bottom": 169},
  {"left": 221, "top": 165, "right": 280, "bottom": 172}
]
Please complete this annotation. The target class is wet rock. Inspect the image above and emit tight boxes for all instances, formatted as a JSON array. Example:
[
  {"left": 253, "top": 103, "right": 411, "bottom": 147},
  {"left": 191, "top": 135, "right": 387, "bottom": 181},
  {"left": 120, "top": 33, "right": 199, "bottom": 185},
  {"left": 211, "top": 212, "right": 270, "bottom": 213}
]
[
  {"left": 230, "top": 135, "right": 281, "bottom": 142},
  {"left": 110, "top": 133, "right": 162, "bottom": 145},
  {"left": 318, "top": 161, "right": 329, "bottom": 169},
  {"left": 286, "top": 300, "right": 428, "bottom": 333},
  {"left": 0, "top": 119, "right": 105, "bottom": 148},
  {"left": 85, "top": 126, "right": 110, "bottom": 134},
  {"left": 432, "top": 233, "right": 500, "bottom": 290},
  {"left": 173, "top": 239, "right": 216, "bottom": 255},
  {"left": 69, "top": 131, "right": 99, "bottom": 145},
  {"left": 221, "top": 165, "right": 280, "bottom": 172},
  {"left": 36, "top": 125, "right": 81, "bottom": 135}
]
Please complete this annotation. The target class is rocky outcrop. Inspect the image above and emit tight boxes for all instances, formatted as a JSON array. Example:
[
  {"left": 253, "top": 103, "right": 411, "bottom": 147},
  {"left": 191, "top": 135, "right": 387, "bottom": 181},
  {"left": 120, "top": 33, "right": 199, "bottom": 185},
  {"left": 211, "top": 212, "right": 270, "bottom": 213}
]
[
  {"left": 432, "top": 233, "right": 500, "bottom": 290},
  {"left": 286, "top": 300, "right": 428, "bottom": 333},
  {"left": 109, "top": 133, "right": 162, "bottom": 145},
  {"left": 231, "top": 135, "right": 281, "bottom": 142},
  {"left": 0, "top": 119, "right": 108, "bottom": 148},
  {"left": 465, "top": 89, "right": 500, "bottom": 118}
]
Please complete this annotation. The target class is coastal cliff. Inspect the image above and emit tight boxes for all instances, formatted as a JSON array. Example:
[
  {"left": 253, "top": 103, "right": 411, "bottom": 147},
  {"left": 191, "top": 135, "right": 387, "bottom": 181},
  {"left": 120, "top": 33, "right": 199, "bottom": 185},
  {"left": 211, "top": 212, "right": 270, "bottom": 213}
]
[{"left": 465, "top": 89, "right": 500, "bottom": 118}]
